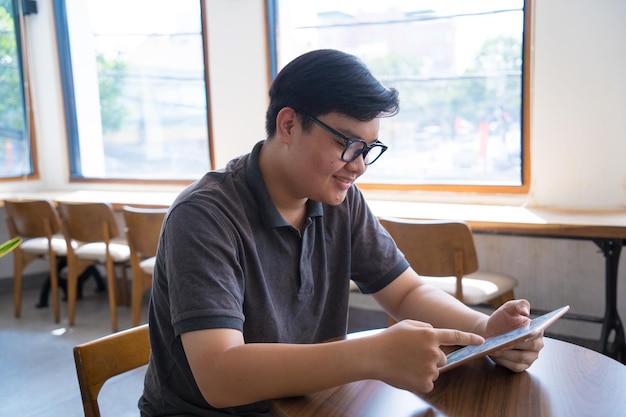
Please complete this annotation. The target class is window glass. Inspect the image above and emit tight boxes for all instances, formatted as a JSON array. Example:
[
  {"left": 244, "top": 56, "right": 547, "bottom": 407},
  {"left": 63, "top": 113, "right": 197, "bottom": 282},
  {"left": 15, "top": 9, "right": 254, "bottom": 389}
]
[
  {"left": 0, "top": 0, "right": 32, "bottom": 178},
  {"left": 273, "top": 0, "right": 525, "bottom": 188},
  {"left": 55, "top": 0, "right": 210, "bottom": 180}
]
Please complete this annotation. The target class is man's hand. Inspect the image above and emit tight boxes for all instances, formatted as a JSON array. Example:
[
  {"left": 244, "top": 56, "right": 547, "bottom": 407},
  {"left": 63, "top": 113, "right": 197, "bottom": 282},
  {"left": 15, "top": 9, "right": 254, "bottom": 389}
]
[
  {"left": 370, "top": 320, "right": 484, "bottom": 393},
  {"left": 482, "top": 299, "right": 544, "bottom": 372}
]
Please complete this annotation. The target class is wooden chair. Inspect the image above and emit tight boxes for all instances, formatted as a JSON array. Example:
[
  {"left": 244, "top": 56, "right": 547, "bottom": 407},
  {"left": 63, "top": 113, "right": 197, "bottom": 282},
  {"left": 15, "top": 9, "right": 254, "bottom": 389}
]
[
  {"left": 73, "top": 324, "right": 150, "bottom": 417},
  {"left": 57, "top": 201, "right": 131, "bottom": 332},
  {"left": 379, "top": 217, "right": 517, "bottom": 308},
  {"left": 122, "top": 205, "right": 167, "bottom": 326},
  {"left": 4, "top": 199, "right": 71, "bottom": 323}
]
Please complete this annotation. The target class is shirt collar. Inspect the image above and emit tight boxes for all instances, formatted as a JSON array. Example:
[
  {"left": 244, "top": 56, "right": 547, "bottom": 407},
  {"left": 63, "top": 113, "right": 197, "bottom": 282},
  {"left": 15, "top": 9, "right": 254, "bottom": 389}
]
[{"left": 245, "top": 141, "right": 323, "bottom": 228}]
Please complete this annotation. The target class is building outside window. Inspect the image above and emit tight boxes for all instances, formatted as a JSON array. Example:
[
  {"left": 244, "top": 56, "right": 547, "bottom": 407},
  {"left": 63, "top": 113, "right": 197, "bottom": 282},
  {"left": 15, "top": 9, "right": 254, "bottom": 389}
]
[
  {"left": 0, "top": 0, "right": 33, "bottom": 179},
  {"left": 54, "top": 0, "right": 211, "bottom": 181},
  {"left": 270, "top": 0, "right": 527, "bottom": 191}
]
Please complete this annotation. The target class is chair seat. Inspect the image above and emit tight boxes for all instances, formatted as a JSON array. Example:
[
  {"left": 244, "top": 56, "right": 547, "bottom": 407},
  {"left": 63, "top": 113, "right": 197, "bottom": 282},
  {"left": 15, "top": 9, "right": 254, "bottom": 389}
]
[
  {"left": 19, "top": 235, "right": 73, "bottom": 256},
  {"left": 421, "top": 272, "right": 518, "bottom": 306},
  {"left": 139, "top": 256, "right": 156, "bottom": 274},
  {"left": 74, "top": 242, "right": 131, "bottom": 262}
]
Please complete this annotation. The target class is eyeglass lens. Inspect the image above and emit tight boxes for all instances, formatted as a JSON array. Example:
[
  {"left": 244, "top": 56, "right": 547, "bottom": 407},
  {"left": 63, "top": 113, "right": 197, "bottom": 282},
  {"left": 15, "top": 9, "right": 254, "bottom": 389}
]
[
  {"left": 344, "top": 141, "right": 385, "bottom": 165},
  {"left": 301, "top": 110, "right": 387, "bottom": 165}
]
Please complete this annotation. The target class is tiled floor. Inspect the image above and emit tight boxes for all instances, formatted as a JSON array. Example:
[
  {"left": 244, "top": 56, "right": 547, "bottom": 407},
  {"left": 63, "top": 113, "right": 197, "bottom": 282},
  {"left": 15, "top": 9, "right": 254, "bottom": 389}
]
[
  {"left": 0, "top": 273, "right": 388, "bottom": 417},
  {"left": 0, "top": 273, "right": 152, "bottom": 417}
]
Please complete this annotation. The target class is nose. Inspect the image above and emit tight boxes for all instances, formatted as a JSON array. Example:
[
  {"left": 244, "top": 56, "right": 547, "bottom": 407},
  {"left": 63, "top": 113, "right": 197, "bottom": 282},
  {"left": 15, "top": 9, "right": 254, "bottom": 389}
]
[{"left": 345, "top": 154, "right": 367, "bottom": 174}]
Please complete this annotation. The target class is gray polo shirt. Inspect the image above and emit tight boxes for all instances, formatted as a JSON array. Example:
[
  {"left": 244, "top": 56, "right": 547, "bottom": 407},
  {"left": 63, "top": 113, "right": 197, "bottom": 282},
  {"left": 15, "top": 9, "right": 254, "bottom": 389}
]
[{"left": 140, "top": 141, "right": 408, "bottom": 416}]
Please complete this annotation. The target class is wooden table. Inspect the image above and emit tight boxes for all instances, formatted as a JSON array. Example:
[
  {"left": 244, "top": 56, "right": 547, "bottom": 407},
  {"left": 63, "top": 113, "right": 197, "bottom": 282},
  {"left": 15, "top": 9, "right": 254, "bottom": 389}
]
[
  {"left": 271, "top": 337, "right": 626, "bottom": 417},
  {"left": 368, "top": 201, "right": 626, "bottom": 362}
]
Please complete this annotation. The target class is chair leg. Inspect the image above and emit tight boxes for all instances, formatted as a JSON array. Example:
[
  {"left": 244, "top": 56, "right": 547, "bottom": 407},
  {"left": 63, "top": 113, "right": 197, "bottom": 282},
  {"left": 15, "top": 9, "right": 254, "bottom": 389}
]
[
  {"left": 67, "top": 259, "right": 96, "bottom": 326},
  {"left": 50, "top": 256, "right": 60, "bottom": 324},
  {"left": 67, "top": 260, "right": 79, "bottom": 326},
  {"left": 106, "top": 259, "right": 119, "bottom": 332},
  {"left": 131, "top": 272, "right": 141, "bottom": 327},
  {"left": 119, "top": 264, "right": 129, "bottom": 307},
  {"left": 131, "top": 270, "right": 149, "bottom": 327},
  {"left": 13, "top": 251, "right": 36, "bottom": 318},
  {"left": 13, "top": 252, "right": 24, "bottom": 318}
]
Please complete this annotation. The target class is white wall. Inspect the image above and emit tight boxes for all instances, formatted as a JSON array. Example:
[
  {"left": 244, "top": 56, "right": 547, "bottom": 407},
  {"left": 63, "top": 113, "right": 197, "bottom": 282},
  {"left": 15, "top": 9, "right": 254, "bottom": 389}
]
[
  {"left": 0, "top": 0, "right": 625, "bottom": 339},
  {"left": 205, "top": 0, "right": 268, "bottom": 165},
  {"left": 529, "top": 0, "right": 626, "bottom": 209}
]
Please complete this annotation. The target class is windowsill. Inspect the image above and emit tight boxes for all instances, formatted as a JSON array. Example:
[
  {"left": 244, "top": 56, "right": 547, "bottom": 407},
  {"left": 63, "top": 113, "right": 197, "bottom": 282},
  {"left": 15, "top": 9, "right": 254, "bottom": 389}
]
[
  {"left": 2, "top": 185, "right": 526, "bottom": 212},
  {"left": 0, "top": 189, "right": 179, "bottom": 210},
  {"left": 2, "top": 189, "right": 625, "bottom": 229}
]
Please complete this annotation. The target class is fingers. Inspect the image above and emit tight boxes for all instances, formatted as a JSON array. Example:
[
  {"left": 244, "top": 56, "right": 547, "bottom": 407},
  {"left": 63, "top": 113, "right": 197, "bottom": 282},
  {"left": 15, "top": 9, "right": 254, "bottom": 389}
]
[
  {"left": 376, "top": 323, "right": 484, "bottom": 394},
  {"left": 513, "top": 299, "right": 531, "bottom": 316},
  {"left": 489, "top": 331, "right": 544, "bottom": 372},
  {"left": 499, "top": 299, "right": 531, "bottom": 319},
  {"left": 396, "top": 320, "right": 484, "bottom": 347},
  {"left": 438, "top": 328, "right": 485, "bottom": 347},
  {"left": 484, "top": 299, "right": 532, "bottom": 338},
  {"left": 517, "top": 330, "right": 545, "bottom": 350},
  {"left": 489, "top": 347, "right": 540, "bottom": 372}
]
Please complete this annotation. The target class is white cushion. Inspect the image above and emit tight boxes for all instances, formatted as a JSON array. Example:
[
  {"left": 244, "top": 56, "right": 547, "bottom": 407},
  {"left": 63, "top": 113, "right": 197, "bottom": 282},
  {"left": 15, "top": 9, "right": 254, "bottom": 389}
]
[
  {"left": 74, "top": 242, "right": 131, "bottom": 263},
  {"left": 19, "top": 235, "right": 74, "bottom": 256},
  {"left": 139, "top": 256, "right": 156, "bottom": 274},
  {"left": 422, "top": 271, "right": 518, "bottom": 305}
]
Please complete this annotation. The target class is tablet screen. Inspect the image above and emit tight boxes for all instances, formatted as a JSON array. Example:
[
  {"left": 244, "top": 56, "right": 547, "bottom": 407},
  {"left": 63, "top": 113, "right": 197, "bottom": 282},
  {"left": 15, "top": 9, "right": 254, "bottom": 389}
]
[{"left": 440, "top": 305, "right": 570, "bottom": 372}]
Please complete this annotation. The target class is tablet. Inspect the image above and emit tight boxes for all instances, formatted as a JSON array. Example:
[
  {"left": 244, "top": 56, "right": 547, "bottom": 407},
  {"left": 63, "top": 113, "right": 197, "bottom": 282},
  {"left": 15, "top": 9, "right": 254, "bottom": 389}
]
[{"left": 440, "top": 305, "right": 570, "bottom": 372}]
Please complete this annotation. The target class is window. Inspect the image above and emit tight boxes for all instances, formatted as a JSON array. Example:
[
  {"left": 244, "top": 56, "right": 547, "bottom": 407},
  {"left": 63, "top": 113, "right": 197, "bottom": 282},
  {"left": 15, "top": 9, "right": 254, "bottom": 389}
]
[
  {"left": 269, "top": 0, "right": 529, "bottom": 192},
  {"left": 54, "top": 0, "right": 212, "bottom": 181},
  {"left": 0, "top": 0, "right": 34, "bottom": 179}
]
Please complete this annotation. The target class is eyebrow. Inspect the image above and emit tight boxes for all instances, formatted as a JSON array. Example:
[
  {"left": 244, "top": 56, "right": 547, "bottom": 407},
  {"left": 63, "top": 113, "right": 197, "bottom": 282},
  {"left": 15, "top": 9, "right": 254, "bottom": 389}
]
[{"left": 318, "top": 117, "right": 379, "bottom": 145}]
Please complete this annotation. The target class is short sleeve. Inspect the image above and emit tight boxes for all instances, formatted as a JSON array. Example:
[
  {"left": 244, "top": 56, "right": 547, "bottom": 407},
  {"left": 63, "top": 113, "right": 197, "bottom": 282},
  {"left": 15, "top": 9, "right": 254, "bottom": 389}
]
[{"left": 160, "top": 200, "right": 246, "bottom": 335}]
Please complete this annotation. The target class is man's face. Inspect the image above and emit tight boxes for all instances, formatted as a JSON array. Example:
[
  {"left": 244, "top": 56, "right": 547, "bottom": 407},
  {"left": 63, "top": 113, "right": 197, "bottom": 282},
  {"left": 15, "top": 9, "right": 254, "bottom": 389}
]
[{"left": 285, "top": 111, "right": 381, "bottom": 205}]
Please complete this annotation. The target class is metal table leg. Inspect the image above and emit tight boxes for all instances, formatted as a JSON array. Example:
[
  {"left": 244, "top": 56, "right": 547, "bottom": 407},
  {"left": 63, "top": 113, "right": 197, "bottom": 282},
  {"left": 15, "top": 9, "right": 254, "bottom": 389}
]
[{"left": 594, "top": 238, "right": 625, "bottom": 363}]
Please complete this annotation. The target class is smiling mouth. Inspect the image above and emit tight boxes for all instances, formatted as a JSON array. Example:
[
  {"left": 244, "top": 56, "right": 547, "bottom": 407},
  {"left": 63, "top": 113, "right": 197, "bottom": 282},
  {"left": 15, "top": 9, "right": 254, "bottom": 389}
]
[{"left": 334, "top": 175, "right": 354, "bottom": 186}]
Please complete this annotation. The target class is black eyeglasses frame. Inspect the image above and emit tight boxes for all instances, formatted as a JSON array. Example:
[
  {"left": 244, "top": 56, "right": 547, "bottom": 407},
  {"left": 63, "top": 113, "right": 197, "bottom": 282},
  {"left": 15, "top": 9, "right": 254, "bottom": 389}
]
[{"left": 299, "top": 111, "right": 388, "bottom": 166}]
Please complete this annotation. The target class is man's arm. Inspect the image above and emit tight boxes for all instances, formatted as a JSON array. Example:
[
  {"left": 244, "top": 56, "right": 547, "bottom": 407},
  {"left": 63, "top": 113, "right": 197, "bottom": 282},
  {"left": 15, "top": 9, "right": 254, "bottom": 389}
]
[
  {"left": 181, "top": 321, "right": 483, "bottom": 408},
  {"left": 373, "top": 267, "right": 544, "bottom": 372},
  {"left": 373, "top": 266, "right": 489, "bottom": 333}
]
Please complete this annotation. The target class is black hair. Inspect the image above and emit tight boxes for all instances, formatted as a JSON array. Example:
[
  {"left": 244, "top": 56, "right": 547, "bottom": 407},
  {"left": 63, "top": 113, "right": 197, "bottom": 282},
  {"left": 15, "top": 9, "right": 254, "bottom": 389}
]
[{"left": 265, "top": 49, "right": 399, "bottom": 138}]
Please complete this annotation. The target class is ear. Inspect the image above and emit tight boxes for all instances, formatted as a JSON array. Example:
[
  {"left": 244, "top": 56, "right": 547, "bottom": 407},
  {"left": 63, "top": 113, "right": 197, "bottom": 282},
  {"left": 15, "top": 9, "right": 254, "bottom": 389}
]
[{"left": 275, "top": 107, "right": 299, "bottom": 144}]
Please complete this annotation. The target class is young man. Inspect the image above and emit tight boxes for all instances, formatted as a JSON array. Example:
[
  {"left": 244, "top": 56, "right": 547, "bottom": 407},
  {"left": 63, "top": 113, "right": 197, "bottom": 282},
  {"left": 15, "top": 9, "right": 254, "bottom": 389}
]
[{"left": 140, "top": 49, "right": 543, "bottom": 416}]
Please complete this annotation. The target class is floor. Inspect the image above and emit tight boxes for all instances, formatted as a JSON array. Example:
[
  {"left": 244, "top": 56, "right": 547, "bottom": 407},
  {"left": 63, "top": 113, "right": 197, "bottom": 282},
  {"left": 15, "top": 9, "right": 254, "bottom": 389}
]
[
  {"left": 0, "top": 274, "right": 149, "bottom": 417},
  {"left": 0, "top": 273, "right": 599, "bottom": 417}
]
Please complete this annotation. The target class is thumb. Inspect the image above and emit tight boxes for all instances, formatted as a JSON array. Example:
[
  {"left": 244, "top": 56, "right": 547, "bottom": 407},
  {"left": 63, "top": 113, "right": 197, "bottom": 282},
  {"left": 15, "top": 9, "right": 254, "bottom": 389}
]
[{"left": 514, "top": 299, "right": 531, "bottom": 317}]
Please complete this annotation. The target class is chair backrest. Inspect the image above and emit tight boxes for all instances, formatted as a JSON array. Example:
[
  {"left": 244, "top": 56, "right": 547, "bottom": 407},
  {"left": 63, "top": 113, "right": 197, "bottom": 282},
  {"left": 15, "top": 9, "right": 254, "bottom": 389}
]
[
  {"left": 73, "top": 324, "right": 150, "bottom": 417},
  {"left": 4, "top": 199, "right": 63, "bottom": 239},
  {"left": 379, "top": 217, "right": 479, "bottom": 280},
  {"left": 57, "top": 202, "right": 121, "bottom": 243},
  {"left": 122, "top": 206, "right": 167, "bottom": 260}
]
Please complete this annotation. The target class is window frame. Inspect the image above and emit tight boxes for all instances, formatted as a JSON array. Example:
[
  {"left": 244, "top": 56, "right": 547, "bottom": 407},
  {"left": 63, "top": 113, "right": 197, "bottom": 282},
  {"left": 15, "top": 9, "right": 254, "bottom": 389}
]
[
  {"left": 52, "top": 0, "right": 215, "bottom": 184},
  {"left": 266, "top": 0, "right": 532, "bottom": 195},
  {"left": 0, "top": 0, "right": 38, "bottom": 182}
]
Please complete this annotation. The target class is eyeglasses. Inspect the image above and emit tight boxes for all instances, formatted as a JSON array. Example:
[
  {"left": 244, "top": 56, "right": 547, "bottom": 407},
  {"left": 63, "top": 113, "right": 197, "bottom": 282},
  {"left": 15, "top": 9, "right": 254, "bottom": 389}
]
[{"left": 302, "top": 112, "right": 388, "bottom": 165}]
